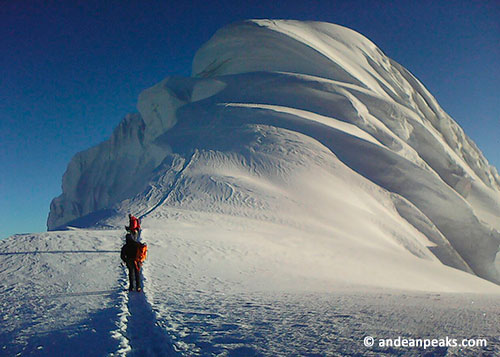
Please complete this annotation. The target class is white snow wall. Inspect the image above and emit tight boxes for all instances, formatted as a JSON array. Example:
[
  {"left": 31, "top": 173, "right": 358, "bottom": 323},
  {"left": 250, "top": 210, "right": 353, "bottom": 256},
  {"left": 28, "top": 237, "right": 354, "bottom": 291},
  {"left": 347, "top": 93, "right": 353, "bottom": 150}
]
[{"left": 48, "top": 20, "right": 500, "bottom": 283}]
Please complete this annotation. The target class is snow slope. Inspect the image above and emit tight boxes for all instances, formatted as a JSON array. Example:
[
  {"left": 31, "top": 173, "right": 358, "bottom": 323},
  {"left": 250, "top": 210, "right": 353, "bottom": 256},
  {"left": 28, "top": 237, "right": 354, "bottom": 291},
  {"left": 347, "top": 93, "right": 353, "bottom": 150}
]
[
  {"left": 6, "top": 20, "right": 500, "bottom": 355},
  {"left": 1, "top": 227, "right": 499, "bottom": 355},
  {"left": 47, "top": 20, "right": 500, "bottom": 286},
  {"left": 0, "top": 230, "right": 175, "bottom": 356}
]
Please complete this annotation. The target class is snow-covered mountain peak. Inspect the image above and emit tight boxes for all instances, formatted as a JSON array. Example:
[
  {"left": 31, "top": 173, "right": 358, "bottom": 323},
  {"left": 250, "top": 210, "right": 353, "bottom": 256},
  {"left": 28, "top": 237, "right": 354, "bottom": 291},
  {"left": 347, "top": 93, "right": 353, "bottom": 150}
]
[
  {"left": 48, "top": 20, "right": 500, "bottom": 286},
  {"left": 193, "top": 20, "right": 389, "bottom": 95},
  {"left": 193, "top": 20, "right": 499, "bottom": 189}
]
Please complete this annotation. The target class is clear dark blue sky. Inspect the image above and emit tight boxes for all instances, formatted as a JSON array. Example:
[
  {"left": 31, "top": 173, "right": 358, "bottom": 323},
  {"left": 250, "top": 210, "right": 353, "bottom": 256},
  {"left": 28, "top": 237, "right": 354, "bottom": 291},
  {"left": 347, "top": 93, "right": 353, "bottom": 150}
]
[{"left": 1, "top": 0, "right": 498, "bottom": 239}]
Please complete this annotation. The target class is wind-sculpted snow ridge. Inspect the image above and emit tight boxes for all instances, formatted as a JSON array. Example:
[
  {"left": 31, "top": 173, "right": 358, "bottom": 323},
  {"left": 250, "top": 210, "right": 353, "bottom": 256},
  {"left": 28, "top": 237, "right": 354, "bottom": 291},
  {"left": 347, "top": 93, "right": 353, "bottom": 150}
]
[{"left": 48, "top": 19, "right": 500, "bottom": 285}]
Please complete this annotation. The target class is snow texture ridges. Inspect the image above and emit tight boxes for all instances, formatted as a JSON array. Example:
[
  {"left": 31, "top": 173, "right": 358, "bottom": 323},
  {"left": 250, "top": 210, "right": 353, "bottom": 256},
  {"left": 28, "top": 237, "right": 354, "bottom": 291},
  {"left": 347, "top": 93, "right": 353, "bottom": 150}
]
[{"left": 47, "top": 20, "right": 500, "bottom": 284}]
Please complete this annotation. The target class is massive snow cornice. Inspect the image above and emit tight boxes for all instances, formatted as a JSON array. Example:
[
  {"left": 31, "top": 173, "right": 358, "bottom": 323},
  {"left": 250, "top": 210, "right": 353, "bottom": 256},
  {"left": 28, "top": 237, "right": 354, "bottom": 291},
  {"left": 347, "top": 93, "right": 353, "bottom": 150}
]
[
  {"left": 193, "top": 20, "right": 395, "bottom": 98},
  {"left": 48, "top": 20, "right": 500, "bottom": 284}
]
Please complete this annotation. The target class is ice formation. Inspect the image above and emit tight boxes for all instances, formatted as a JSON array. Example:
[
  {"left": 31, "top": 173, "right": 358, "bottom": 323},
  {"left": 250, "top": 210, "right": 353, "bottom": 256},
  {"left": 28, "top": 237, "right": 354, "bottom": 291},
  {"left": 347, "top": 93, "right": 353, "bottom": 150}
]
[{"left": 48, "top": 20, "right": 500, "bottom": 284}]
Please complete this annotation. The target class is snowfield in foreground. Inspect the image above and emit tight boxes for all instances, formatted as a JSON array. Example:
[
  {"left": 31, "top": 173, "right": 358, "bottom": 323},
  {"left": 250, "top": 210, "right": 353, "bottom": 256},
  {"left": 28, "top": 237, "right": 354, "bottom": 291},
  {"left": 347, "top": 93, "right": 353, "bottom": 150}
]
[{"left": 0, "top": 225, "right": 499, "bottom": 356}]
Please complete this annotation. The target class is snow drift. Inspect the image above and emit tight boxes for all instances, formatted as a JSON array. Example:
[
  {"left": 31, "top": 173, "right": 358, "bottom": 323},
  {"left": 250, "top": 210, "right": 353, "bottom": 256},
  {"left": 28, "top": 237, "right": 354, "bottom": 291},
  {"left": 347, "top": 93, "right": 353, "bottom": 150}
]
[{"left": 47, "top": 20, "right": 500, "bottom": 286}]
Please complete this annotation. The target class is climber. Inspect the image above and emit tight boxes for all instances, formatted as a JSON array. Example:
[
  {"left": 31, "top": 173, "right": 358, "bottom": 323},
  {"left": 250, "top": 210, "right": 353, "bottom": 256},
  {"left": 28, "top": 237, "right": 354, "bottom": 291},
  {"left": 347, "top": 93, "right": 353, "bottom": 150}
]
[
  {"left": 126, "top": 214, "right": 141, "bottom": 240},
  {"left": 121, "top": 233, "right": 142, "bottom": 292}
]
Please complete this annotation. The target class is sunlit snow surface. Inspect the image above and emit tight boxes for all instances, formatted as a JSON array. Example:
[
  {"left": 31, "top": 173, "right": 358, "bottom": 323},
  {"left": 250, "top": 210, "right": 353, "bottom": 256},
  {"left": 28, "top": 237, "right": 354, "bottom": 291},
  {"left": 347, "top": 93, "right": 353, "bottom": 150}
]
[
  {"left": 1, "top": 229, "right": 499, "bottom": 356},
  {"left": 48, "top": 20, "right": 500, "bottom": 284},
  {"left": 3, "top": 20, "right": 500, "bottom": 355}
]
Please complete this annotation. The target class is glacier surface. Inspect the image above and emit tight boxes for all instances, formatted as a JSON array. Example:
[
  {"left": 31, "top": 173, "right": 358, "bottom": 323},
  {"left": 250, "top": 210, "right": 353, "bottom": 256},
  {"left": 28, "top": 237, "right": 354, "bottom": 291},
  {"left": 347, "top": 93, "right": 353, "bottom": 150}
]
[
  {"left": 3, "top": 20, "right": 500, "bottom": 356},
  {"left": 47, "top": 20, "right": 500, "bottom": 284}
]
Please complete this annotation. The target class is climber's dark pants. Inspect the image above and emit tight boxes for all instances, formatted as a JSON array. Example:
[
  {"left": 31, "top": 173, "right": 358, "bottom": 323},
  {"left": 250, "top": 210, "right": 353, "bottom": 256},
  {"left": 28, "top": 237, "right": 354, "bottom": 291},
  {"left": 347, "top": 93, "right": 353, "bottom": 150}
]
[{"left": 126, "top": 260, "right": 141, "bottom": 290}]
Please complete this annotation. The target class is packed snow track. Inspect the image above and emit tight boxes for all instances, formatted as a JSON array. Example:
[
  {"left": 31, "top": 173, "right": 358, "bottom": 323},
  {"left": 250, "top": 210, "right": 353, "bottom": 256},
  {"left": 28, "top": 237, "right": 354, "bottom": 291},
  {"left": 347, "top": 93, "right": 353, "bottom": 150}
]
[{"left": 1, "top": 228, "right": 499, "bottom": 356}]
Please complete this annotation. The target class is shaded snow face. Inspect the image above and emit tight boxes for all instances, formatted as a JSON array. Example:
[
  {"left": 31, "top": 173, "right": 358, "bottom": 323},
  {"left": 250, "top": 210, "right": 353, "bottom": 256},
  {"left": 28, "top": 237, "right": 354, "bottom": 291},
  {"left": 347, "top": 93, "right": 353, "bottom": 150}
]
[{"left": 48, "top": 20, "right": 500, "bottom": 284}]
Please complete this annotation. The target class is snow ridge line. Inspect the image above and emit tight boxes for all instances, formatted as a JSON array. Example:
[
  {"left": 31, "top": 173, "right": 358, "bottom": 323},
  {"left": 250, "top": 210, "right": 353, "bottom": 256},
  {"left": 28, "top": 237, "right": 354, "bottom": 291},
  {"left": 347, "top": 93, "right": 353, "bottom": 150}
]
[
  {"left": 141, "top": 150, "right": 199, "bottom": 220},
  {"left": 110, "top": 270, "right": 133, "bottom": 356},
  {"left": 125, "top": 272, "right": 178, "bottom": 356},
  {"left": 110, "top": 246, "right": 178, "bottom": 355}
]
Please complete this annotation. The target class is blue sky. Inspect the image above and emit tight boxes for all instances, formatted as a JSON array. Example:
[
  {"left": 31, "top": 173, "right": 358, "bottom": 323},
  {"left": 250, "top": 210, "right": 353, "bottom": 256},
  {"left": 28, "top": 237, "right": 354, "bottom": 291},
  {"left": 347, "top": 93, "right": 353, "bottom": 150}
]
[{"left": 1, "top": 0, "right": 498, "bottom": 239}]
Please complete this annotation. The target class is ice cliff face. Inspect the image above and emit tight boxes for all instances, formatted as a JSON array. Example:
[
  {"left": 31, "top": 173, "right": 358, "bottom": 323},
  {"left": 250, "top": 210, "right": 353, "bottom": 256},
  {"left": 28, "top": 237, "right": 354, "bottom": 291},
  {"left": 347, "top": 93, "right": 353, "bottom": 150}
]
[{"left": 48, "top": 20, "right": 500, "bottom": 284}]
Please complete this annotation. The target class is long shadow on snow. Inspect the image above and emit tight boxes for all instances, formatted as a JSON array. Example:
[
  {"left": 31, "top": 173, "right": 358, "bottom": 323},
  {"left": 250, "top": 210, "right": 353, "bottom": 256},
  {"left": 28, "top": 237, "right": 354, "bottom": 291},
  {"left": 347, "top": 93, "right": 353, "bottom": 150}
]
[
  {"left": 0, "top": 289, "right": 124, "bottom": 357},
  {"left": 0, "top": 250, "right": 120, "bottom": 255},
  {"left": 126, "top": 292, "right": 178, "bottom": 356}
]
